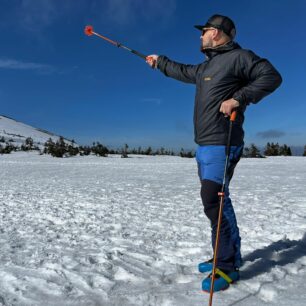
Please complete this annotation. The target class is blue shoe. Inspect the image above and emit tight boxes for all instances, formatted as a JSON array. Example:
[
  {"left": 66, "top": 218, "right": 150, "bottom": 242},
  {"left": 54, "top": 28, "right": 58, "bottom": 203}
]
[
  {"left": 202, "top": 268, "right": 239, "bottom": 292},
  {"left": 198, "top": 258, "right": 213, "bottom": 273}
]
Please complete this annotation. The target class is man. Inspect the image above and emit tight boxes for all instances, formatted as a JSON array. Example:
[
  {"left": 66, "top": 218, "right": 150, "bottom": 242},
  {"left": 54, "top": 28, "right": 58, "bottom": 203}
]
[{"left": 146, "top": 14, "right": 282, "bottom": 292}]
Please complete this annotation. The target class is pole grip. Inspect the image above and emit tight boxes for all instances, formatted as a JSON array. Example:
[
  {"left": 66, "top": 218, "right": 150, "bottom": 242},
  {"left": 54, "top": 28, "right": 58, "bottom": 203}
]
[
  {"left": 230, "top": 110, "right": 237, "bottom": 122},
  {"left": 131, "top": 49, "right": 147, "bottom": 60}
]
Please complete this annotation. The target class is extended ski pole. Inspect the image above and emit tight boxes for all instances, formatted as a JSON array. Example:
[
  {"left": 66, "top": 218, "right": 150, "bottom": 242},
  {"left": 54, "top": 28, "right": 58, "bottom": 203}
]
[
  {"left": 209, "top": 111, "right": 237, "bottom": 306},
  {"left": 84, "top": 25, "right": 147, "bottom": 60}
]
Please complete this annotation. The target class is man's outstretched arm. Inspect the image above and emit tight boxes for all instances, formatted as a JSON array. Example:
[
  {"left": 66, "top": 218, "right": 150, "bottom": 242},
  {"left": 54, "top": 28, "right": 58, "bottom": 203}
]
[{"left": 146, "top": 54, "right": 201, "bottom": 84}]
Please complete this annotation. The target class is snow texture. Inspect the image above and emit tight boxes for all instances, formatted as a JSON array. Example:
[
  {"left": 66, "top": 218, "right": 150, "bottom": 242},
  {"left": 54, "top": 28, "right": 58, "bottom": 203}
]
[
  {"left": 0, "top": 152, "right": 306, "bottom": 305},
  {"left": 0, "top": 115, "right": 71, "bottom": 147}
]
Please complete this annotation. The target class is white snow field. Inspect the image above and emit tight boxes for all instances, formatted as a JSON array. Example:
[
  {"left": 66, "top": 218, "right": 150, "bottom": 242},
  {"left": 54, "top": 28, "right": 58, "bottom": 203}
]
[
  {"left": 0, "top": 115, "right": 72, "bottom": 147},
  {"left": 0, "top": 152, "right": 306, "bottom": 306}
]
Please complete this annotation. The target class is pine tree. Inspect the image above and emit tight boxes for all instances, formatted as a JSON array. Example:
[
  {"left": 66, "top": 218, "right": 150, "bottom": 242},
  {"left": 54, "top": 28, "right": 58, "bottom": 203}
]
[
  {"left": 243, "top": 144, "right": 264, "bottom": 158},
  {"left": 21, "top": 137, "right": 35, "bottom": 151},
  {"left": 79, "top": 146, "right": 91, "bottom": 156},
  {"left": 92, "top": 142, "right": 109, "bottom": 157},
  {"left": 264, "top": 142, "right": 280, "bottom": 156},
  {"left": 121, "top": 144, "right": 129, "bottom": 158},
  {"left": 303, "top": 145, "right": 306, "bottom": 156},
  {"left": 0, "top": 144, "right": 11, "bottom": 154},
  {"left": 179, "top": 148, "right": 195, "bottom": 158},
  {"left": 52, "top": 136, "right": 67, "bottom": 158},
  {"left": 44, "top": 138, "right": 55, "bottom": 154},
  {"left": 145, "top": 146, "right": 152, "bottom": 155},
  {"left": 279, "top": 144, "right": 292, "bottom": 156},
  {"left": 243, "top": 146, "right": 250, "bottom": 157},
  {"left": 179, "top": 148, "right": 185, "bottom": 157},
  {"left": 68, "top": 145, "right": 79, "bottom": 156},
  {"left": 264, "top": 142, "right": 271, "bottom": 156},
  {"left": 273, "top": 142, "right": 280, "bottom": 156},
  {"left": 250, "top": 143, "right": 263, "bottom": 158},
  {"left": 43, "top": 137, "right": 69, "bottom": 157}
]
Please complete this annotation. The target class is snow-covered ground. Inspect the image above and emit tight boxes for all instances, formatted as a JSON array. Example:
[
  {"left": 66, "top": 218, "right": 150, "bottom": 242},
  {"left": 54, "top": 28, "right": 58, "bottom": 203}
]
[
  {"left": 0, "top": 152, "right": 305, "bottom": 306},
  {"left": 0, "top": 115, "right": 72, "bottom": 147}
]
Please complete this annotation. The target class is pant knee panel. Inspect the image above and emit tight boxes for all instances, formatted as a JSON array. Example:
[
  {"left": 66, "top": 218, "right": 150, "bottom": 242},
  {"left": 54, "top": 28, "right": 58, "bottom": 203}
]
[{"left": 201, "top": 179, "right": 222, "bottom": 224}]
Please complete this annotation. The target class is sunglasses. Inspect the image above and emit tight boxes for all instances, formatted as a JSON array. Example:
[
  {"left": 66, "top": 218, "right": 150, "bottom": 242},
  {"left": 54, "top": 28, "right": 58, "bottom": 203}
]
[{"left": 201, "top": 27, "right": 217, "bottom": 36}]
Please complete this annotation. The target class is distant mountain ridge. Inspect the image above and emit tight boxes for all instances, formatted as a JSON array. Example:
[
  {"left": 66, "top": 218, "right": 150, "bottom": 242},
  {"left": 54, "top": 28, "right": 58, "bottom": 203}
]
[{"left": 0, "top": 115, "right": 73, "bottom": 147}]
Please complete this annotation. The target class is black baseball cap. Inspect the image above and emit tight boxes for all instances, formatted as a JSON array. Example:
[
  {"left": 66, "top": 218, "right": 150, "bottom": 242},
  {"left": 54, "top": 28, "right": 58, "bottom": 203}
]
[{"left": 194, "top": 14, "right": 236, "bottom": 39}]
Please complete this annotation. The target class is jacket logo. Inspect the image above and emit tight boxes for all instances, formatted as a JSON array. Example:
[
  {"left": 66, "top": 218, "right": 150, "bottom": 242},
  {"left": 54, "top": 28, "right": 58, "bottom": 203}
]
[{"left": 204, "top": 77, "right": 212, "bottom": 81}]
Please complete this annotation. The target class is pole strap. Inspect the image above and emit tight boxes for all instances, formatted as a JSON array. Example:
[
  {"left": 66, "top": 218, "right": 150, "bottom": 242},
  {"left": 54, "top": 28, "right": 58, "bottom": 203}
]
[{"left": 215, "top": 268, "right": 233, "bottom": 284}]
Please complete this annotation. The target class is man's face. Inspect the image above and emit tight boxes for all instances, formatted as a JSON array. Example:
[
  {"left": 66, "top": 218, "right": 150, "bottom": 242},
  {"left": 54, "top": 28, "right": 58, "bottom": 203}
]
[{"left": 200, "top": 27, "right": 216, "bottom": 50}]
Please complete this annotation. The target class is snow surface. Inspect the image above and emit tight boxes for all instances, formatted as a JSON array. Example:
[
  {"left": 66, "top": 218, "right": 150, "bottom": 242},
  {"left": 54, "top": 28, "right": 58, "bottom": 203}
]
[
  {"left": 0, "top": 152, "right": 306, "bottom": 306},
  {"left": 0, "top": 115, "right": 71, "bottom": 147}
]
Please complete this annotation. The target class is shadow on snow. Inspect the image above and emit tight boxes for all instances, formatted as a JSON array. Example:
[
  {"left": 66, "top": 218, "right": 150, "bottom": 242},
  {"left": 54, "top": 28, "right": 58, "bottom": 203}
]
[{"left": 240, "top": 232, "right": 306, "bottom": 280}]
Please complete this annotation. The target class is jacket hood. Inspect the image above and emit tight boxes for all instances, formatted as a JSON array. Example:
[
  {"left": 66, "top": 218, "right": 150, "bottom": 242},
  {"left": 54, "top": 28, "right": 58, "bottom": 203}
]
[{"left": 202, "top": 41, "right": 241, "bottom": 59}]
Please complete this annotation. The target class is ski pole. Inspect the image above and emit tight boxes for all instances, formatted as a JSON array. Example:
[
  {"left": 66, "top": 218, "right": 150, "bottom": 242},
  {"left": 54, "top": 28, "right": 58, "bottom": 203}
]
[
  {"left": 209, "top": 110, "right": 237, "bottom": 306},
  {"left": 84, "top": 25, "right": 147, "bottom": 60}
]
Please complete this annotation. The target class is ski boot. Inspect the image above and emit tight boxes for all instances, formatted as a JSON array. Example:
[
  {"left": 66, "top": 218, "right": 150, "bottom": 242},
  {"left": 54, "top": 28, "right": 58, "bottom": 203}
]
[
  {"left": 198, "top": 258, "right": 213, "bottom": 273},
  {"left": 202, "top": 268, "right": 239, "bottom": 292}
]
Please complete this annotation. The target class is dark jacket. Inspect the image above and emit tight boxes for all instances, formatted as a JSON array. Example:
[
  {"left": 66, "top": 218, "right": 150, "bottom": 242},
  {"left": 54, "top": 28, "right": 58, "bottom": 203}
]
[{"left": 157, "top": 42, "right": 282, "bottom": 146}]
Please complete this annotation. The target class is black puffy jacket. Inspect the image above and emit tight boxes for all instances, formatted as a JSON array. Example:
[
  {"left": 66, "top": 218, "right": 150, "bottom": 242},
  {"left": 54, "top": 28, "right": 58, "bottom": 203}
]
[{"left": 157, "top": 41, "right": 282, "bottom": 146}]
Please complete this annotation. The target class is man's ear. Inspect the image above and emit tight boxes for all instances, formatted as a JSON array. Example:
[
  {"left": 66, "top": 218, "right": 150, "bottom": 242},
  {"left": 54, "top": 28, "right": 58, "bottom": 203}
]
[{"left": 212, "top": 29, "right": 222, "bottom": 41}]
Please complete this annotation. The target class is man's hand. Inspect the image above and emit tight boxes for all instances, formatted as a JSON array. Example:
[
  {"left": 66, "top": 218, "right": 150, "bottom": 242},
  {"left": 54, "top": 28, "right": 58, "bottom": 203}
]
[
  {"left": 219, "top": 98, "right": 239, "bottom": 117},
  {"left": 146, "top": 55, "right": 159, "bottom": 69}
]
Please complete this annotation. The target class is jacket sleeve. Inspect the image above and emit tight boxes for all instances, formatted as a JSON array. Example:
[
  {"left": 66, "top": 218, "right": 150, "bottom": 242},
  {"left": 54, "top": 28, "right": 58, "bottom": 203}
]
[
  {"left": 232, "top": 51, "right": 282, "bottom": 107},
  {"left": 157, "top": 55, "right": 200, "bottom": 84}
]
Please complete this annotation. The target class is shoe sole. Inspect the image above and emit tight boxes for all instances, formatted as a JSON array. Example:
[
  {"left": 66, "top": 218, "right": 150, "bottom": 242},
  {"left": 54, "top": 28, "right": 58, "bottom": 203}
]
[{"left": 201, "top": 279, "right": 238, "bottom": 293}]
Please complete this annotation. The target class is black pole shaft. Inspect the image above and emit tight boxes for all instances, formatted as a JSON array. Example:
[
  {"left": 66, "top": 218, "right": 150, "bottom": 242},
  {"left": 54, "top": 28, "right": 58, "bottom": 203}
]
[
  {"left": 222, "top": 120, "right": 234, "bottom": 189},
  {"left": 93, "top": 32, "right": 147, "bottom": 60}
]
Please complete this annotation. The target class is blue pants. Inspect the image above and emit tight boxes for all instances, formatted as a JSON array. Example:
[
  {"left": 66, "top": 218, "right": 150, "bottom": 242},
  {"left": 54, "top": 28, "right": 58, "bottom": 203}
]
[{"left": 196, "top": 145, "right": 243, "bottom": 271}]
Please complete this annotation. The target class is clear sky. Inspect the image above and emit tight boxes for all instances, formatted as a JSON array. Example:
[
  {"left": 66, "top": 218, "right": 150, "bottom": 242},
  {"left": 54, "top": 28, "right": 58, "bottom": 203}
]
[{"left": 1, "top": 0, "right": 305, "bottom": 150}]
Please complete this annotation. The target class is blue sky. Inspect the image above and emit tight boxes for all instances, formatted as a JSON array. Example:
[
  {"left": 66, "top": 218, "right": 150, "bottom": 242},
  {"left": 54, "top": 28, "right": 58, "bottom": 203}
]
[{"left": 1, "top": 0, "right": 305, "bottom": 150}]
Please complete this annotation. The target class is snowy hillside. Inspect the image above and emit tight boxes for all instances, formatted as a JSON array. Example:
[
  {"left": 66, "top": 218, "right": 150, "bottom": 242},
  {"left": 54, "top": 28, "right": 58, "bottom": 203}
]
[
  {"left": 0, "top": 115, "right": 72, "bottom": 147},
  {"left": 0, "top": 153, "right": 306, "bottom": 305}
]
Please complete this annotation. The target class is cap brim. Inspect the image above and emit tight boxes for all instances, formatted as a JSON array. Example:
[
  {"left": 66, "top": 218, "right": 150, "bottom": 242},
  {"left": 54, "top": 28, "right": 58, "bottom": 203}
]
[
  {"left": 194, "top": 25, "right": 204, "bottom": 30},
  {"left": 194, "top": 22, "right": 211, "bottom": 31}
]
